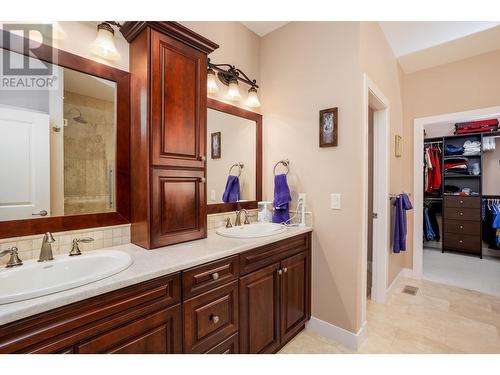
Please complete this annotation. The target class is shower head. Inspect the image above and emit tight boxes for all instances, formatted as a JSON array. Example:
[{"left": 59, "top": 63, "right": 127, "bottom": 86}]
[{"left": 65, "top": 108, "right": 88, "bottom": 124}]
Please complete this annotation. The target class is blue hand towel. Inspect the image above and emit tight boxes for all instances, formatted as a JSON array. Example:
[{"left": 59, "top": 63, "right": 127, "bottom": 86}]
[
  {"left": 222, "top": 175, "right": 240, "bottom": 203},
  {"left": 273, "top": 174, "right": 292, "bottom": 224},
  {"left": 393, "top": 193, "right": 413, "bottom": 253}
]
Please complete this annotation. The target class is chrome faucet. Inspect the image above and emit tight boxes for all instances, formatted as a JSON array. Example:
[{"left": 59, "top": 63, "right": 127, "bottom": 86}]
[
  {"left": 235, "top": 209, "right": 250, "bottom": 226},
  {"left": 38, "top": 232, "right": 55, "bottom": 262},
  {"left": 0, "top": 246, "right": 23, "bottom": 268},
  {"left": 69, "top": 237, "right": 94, "bottom": 256}
]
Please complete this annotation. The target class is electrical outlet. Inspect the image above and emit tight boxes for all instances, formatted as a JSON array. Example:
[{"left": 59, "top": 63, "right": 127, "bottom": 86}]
[{"left": 330, "top": 193, "right": 341, "bottom": 210}]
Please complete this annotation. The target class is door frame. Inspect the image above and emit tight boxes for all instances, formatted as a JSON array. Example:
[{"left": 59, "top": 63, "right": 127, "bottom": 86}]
[
  {"left": 412, "top": 106, "right": 500, "bottom": 278},
  {"left": 361, "top": 75, "right": 390, "bottom": 325}
]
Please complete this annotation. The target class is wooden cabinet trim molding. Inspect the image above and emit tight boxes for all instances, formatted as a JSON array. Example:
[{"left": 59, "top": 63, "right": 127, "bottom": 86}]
[{"left": 121, "top": 21, "right": 219, "bottom": 54}]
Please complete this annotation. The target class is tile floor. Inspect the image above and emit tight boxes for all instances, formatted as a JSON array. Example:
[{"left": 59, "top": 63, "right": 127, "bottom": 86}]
[
  {"left": 424, "top": 247, "right": 500, "bottom": 297},
  {"left": 279, "top": 277, "right": 500, "bottom": 354}
]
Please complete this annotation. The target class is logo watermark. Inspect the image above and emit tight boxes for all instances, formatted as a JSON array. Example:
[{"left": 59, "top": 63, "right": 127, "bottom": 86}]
[{"left": 0, "top": 23, "right": 58, "bottom": 90}]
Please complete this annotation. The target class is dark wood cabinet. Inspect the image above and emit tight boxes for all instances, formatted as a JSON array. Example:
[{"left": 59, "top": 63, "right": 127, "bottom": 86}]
[
  {"left": 239, "top": 233, "right": 311, "bottom": 354},
  {"left": 122, "top": 21, "right": 218, "bottom": 249},
  {"left": 239, "top": 262, "right": 281, "bottom": 354}
]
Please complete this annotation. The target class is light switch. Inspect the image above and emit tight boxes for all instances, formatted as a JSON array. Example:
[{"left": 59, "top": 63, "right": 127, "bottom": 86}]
[
  {"left": 330, "top": 193, "right": 341, "bottom": 210},
  {"left": 210, "top": 189, "right": 216, "bottom": 202}
]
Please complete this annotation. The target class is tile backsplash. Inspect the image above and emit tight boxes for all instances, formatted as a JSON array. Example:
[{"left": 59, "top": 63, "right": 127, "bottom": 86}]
[
  {"left": 207, "top": 209, "right": 313, "bottom": 230},
  {"left": 0, "top": 224, "right": 130, "bottom": 265}
]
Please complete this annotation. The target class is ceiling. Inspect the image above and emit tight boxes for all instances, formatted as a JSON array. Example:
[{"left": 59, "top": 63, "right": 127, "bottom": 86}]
[
  {"left": 379, "top": 21, "right": 500, "bottom": 73},
  {"left": 240, "top": 22, "right": 288, "bottom": 36}
]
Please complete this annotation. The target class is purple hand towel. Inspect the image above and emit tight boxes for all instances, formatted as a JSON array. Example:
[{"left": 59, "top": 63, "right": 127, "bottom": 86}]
[
  {"left": 222, "top": 175, "right": 240, "bottom": 203},
  {"left": 393, "top": 193, "right": 413, "bottom": 253},
  {"left": 273, "top": 174, "right": 292, "bottom": 224}
]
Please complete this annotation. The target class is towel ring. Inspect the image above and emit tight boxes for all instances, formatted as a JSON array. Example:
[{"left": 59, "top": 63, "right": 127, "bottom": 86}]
[
  {"left": 228, "top": 163, "right": 244, "bottom": 177},
  {"left": 273, "top": 159, "right": 290, "bottom": 176}
]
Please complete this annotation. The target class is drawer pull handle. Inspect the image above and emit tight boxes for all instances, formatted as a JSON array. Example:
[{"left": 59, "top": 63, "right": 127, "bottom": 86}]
[
  {"left": 211, "top": 272, "right": 219, "bottom": 280},
  {"left": 460, "top": 200, "right": 464, "bottom": 204},
  {"left": 460, "top": 225, "right": 464, "bottom": 229},
  {"left": 459, "top": 240, "right": 463, "bottom": 244},
  {"left": 210, "top": 315, "right": 220, "bottom": 324},
  {"left": 459, "top": 212, "right": 463, "bottom": 216}
]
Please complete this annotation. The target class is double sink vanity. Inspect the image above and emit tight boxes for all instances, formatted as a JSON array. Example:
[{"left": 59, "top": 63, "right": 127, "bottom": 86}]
[
  {"left": 0, "top": 225, "right": 312, "bottom": 354},
  {"left": 0, "top": 21, "right": 312, "bottom": 354}
]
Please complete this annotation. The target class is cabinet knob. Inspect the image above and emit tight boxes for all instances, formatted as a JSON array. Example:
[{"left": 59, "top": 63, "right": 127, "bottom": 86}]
[
  {"left": 459, "top": 240, "right": 463, "bottom": 244},
  {"left": 283, "top": 267, "right": 288, "bottom": 273},
  {"left": 210, "top": 314, "right": 220, "bottom": 324},
  {"left": 459, "top": 212, "right": 463, "bottom": 216},
  {"left": 211, "top": 272, "right": 219, "bottom": 280},
  {"left": 460, "top": 200, "right": 464, "bottom": 204},
  {"left": 460, "top": 225, "right": 464, "bottom": 229},
  {"left": 200, "top": 177, "right": 206, "bottom": 183},
  {"left": 200, "top": 156, "right": 206, "bottom": 161},
  {"left": 277, "top": 269, "right": 283, "bottom": 275}
]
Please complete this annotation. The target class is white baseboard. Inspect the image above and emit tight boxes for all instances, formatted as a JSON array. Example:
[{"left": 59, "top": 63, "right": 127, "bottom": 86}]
[
  {"left": 306, "top": 316, "right": 367, "bottom": 351},
  {"left": 386, "top": 267, "right": 413, "bottom": 299}
]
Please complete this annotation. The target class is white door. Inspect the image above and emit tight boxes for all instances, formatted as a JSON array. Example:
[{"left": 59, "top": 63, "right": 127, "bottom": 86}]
[{"left": 0, "top": 106, "right": 50, "bottom": 220}]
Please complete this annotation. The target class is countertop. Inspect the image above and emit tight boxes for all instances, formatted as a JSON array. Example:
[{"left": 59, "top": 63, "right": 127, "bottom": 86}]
[{"left": 0, "top": 226, "right": 312, "bottom": 326}]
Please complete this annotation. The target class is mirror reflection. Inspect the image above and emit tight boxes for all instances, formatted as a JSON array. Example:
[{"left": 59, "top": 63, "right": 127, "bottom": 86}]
[
  {"left": 207, "top": 108, "right": 256, "bottom": 204},
  {"left": 0, "top": 49, "right": 117, "bottom": 221}
]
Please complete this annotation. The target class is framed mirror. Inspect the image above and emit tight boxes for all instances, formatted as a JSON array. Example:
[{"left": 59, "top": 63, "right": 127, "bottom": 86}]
[
  {"left": 0, "top": 30, "right": 130, "bottom": 239},
  {"left": 206, "top": 98, "right": 262, "bottom": 214}
]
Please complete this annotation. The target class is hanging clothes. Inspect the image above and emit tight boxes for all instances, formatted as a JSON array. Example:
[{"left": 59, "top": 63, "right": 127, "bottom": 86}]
[
  {"left": 423, "top": 201, "right": 441, "bottom": 242},
  {"left": 482, "top": 198, "right": 500, "bottom": 250},
  {"left": 393, "top": 193, "right": 413, "bottom": 253},
  {"left": 424, "top": 145, "right": 442, "bottom": 193}
]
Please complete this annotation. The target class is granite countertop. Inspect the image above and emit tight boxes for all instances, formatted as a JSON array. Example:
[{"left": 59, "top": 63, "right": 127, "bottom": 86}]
[{"left": 0, "top": 226, "right": 312, "bottom": 326}]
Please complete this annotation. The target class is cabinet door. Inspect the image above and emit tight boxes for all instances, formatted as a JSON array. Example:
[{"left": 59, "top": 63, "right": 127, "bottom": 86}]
[
  {"left": 151, "top": 168, "right": 206, "bottom": 247},
  {"left": 76, "top": 304, "right": 182, "bottom": 354},
  {"left": 280, "top": 251, "right": 310, "bottom": 344},
  {"left": 239, "top": 262, "right": 281, "bottom": 354},
  {"left": 151, "top": 30, "right": 207, "bottom": 169}
]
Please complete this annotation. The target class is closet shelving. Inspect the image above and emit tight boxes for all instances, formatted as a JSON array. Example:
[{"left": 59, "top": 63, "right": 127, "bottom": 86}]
[{"left": 424, "top": 129, "right": 500, "bottom": 258}]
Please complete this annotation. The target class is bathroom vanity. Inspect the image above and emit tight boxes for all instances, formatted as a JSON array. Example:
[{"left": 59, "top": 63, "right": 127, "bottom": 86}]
[{"left": 0, "top": 229, "right": 311, "bottom": 354}]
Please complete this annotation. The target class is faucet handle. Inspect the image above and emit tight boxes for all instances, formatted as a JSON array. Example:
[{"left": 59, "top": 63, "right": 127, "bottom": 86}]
[
  {"left": 69, "top": 237, "right": 94, "bottom": 256},
  {"left": 1, "top": 246, "right": 23, "bottom": 268},
  {"left": 224, "top": 217, "right": 233, "bottom": 228},
  {"left": 244, "top": 215, "right": 250, "bottom": 225},
  {"left": 44, "top": 232, "right": 56, "bottom": 243}
]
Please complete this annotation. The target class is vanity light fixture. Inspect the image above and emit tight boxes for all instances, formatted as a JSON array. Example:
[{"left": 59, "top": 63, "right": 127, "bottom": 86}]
[
  {"left": 207, "top": 58, "right": 260, "bottom": 107},
  {"left": 90, "top": 22, "right": 122, "bottom": 61},
  {"left": 207, "top": 67, "right": 219, "bottom": 94}
]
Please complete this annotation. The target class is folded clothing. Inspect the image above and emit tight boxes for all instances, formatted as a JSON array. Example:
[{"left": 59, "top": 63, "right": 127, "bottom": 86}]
[
  {"left": 455, "top": 119, "right": 499, "bottom": 130},
  {"left": 444, "top": 185, "right": 460, "bottom": 193},
  {"left": 445, "top": 144, "right": 464, "bottom": 155},
  {"left": 445, "top": 163, "right": 467, "bottom": 169},
  {"left": 455, "top": 125, "right": 498, "bottom": 135}
]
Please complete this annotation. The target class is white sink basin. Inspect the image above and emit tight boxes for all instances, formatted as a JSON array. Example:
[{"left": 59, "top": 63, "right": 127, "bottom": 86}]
[
  {"left": 0, "top": 250, "right": 132, "bottom": 305},
  {"left": 216, "top": 222, "right": 287, "bottom": 239}
]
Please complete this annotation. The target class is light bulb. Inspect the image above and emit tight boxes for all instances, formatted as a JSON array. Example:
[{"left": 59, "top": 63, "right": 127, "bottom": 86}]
[
  {"left": 226, "top": 78, "right": 241, "bottom": 101},
  {"left": 90, "top": 23, "right": 120, "bottom": 61},
  {"left": 246, "top": 86, "right": 260, "bottom": 107},
  {"left": 207, "top": 68, "right": 219, "bottom": 94}
]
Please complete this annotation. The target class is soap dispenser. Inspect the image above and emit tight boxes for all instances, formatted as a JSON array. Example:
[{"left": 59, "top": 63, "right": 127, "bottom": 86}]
[{"left": 258, "top": 201, "right": 272, "bottom": 223}]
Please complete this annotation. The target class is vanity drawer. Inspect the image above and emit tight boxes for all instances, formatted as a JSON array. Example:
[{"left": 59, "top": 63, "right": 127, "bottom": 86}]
[
  {"left": 183, "top": 280, "right": 238, "bottom": 353},
  {"left": 182, "top": 255, "right": 239, "bottom": 299},
  {"left": 204, "top": 333, "right": 239, "bottom": 354},
  {"left": 240, "top": 233, "right": 310, "bottom": 275},
  {"left": 444, "top": 196, "right": 480, "bottom": 208},
  {"left": 443, "top": 233, "right": 481, "bottom": 254},
  {"left": 443, "top": 207, "right": 480, "bottom": 221},
  {"left": 444, "top": 219, "right": 480, "bottom": 235}
]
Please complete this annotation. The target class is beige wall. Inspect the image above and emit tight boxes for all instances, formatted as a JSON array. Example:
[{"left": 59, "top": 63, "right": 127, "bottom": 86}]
[
  {"left": 261, "top": 22, "right": 364, "bottom": 333},
  {"left": 360, "top": 22, "right": 407, "bottom": 286},
  {"left": 181, "top": 22, "right": 261, "bottom": 113},
  {"left": 402, "top": 49, "right": 500, "bottom": 270}
]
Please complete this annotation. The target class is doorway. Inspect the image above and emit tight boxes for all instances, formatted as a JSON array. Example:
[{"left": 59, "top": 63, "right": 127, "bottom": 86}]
[
  {"left": 361, "top": 75, "right": 390, "bottom": 327},
  {"left": 413, "top": 106, "right": 500, "bottom": 289}
]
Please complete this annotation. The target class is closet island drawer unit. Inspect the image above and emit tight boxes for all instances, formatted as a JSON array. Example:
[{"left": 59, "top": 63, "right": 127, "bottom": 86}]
[{"left": 443, "top": 196, "right": 481, "bottom": 257}]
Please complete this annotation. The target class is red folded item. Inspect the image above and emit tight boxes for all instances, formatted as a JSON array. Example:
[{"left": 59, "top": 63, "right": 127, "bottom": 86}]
[
  {"left": 444, "top": 162, "right": 467, "bottom": 169},
  {"left": 455, "top": 125, "right": 498, "bottom": 135},
  {"left": 455, "top": 119, "right": 499, "bottom": 130}
]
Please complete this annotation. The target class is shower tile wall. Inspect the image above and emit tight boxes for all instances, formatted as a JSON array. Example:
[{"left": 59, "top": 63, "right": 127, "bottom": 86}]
[{"left": 63, "top": 91, "right": 115, "bottom": 215}]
